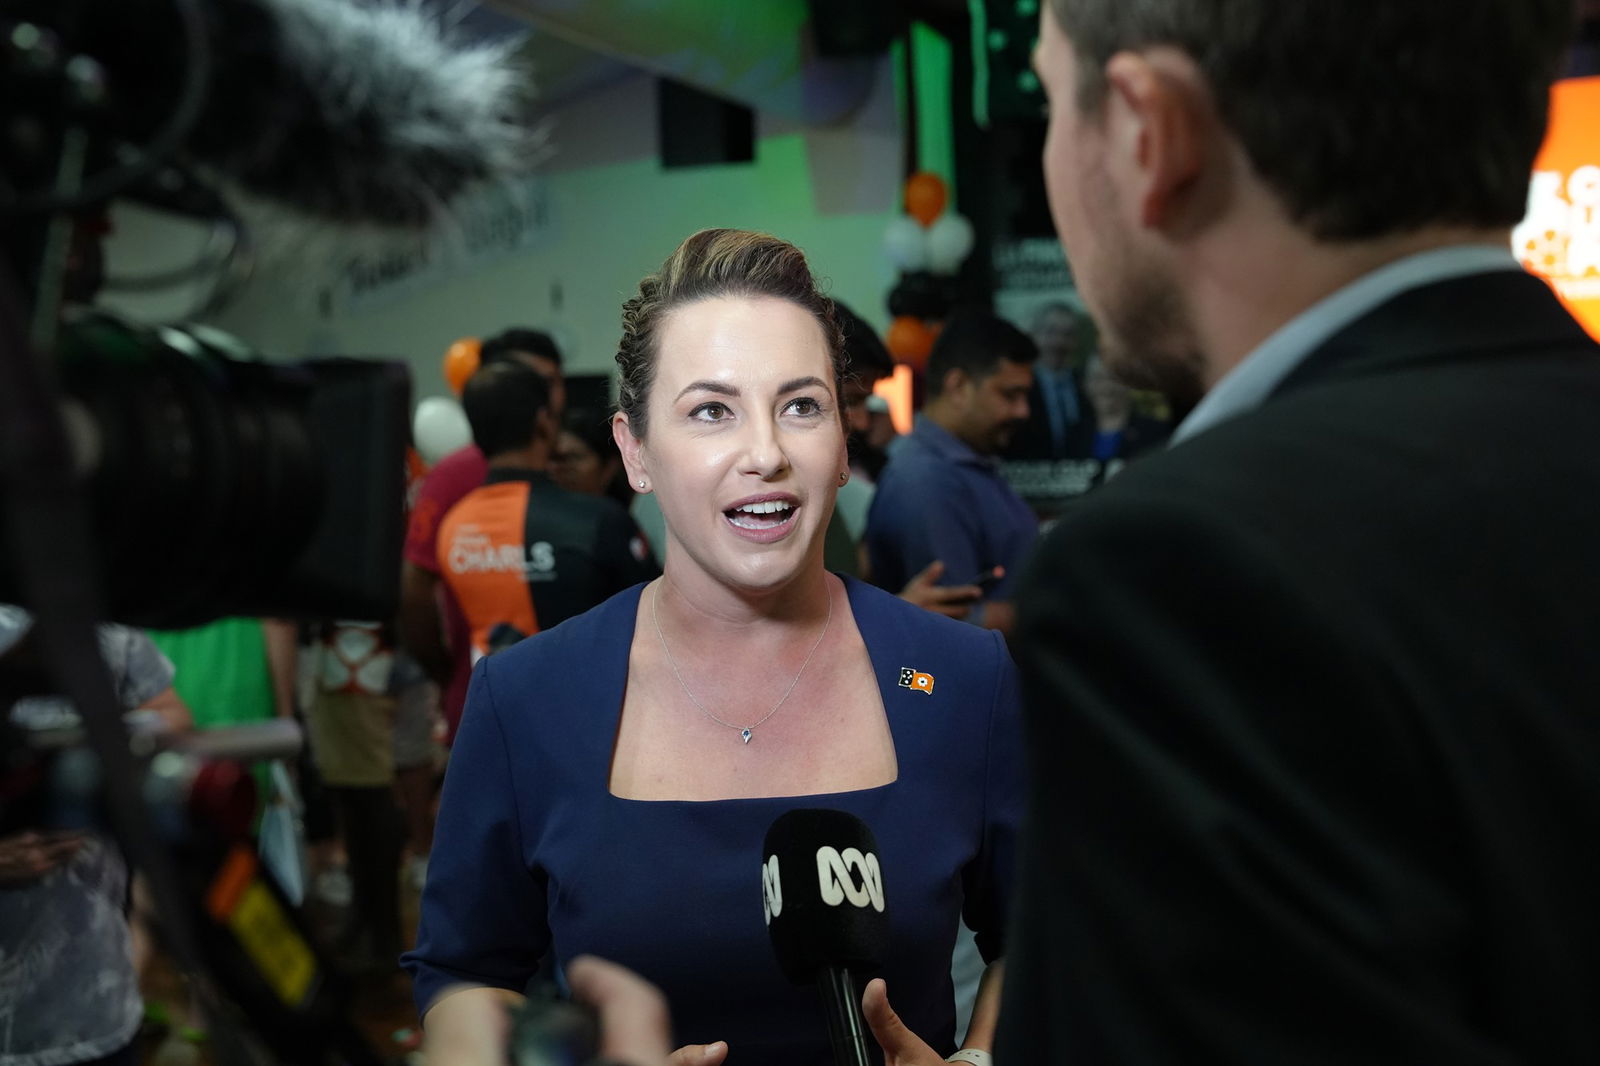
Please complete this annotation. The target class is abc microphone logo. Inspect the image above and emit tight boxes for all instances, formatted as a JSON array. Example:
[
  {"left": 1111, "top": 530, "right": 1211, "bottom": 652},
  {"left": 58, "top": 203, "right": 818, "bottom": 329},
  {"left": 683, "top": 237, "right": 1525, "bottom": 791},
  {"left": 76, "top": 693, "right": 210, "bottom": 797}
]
[
  {"left": 815, "top": 846, "right": 884, "bottom": 912},
  {"left": 762, "top": 854, "right": 783, "bottom": 925}
]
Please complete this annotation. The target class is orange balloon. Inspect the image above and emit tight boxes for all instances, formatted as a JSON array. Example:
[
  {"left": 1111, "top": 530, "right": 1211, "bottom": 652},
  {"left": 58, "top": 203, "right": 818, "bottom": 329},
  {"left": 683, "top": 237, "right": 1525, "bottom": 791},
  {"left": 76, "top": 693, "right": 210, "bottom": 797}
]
[
  {"left": 886, "top": 315, "right": 936, "bottom": 372},
  {"left": 904, "top": 172, "right": 948, "bottom": 227},
  {"left": 443, "top": 337, "right": 481, "bottom": 394}
]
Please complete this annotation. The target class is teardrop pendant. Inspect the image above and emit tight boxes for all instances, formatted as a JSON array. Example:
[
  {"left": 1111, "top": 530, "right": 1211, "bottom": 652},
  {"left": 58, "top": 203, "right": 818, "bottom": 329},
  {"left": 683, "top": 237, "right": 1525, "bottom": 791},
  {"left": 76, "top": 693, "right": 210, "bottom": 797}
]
[{"left": 741, "top": 728, "right": 752, "bottom": 744}]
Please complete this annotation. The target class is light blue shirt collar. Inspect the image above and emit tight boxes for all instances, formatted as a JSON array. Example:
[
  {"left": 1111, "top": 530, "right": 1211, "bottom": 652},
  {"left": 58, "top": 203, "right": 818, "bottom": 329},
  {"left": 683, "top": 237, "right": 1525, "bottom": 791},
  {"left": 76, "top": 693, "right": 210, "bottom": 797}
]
[{"left": 1172, "top": 245, "right": 1523, "bottom": 444}]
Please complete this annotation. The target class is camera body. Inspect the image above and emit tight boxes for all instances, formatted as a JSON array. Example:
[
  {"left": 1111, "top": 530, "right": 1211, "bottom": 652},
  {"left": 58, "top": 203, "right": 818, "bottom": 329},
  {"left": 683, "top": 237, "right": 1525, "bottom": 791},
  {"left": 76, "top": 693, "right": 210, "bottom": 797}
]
[
  {"left": 2, "top": 1, "right": 422, "bottom": 629},
  {"left": 0, "top": 311, "right": 410, "bottom": 627}
]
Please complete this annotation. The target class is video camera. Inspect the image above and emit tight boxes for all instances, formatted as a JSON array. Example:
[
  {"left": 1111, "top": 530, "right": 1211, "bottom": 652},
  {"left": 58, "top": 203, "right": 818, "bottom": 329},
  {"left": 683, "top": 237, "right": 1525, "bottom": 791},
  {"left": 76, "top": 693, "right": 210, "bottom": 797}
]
[
  {"left": 1, "top": 1, "right": 536, "bottom": 1062},
  {"left": 1, "top": 0, "right": 415, "bottom": 628}
]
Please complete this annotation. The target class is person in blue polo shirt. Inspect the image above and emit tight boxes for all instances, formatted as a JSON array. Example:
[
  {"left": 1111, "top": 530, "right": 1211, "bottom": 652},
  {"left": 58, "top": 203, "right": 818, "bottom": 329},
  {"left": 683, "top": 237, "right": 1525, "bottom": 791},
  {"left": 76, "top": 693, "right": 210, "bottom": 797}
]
[{"left": 865, "top": 309, "right": 1039, "bottom": 636}]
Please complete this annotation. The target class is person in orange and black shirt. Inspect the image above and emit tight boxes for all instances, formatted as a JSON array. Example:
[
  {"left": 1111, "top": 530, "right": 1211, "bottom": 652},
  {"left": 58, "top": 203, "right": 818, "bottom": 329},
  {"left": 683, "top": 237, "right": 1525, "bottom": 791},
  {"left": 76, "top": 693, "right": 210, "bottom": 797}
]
[{"left": 439, "top": 362, "right": 659, "bottom": 660}]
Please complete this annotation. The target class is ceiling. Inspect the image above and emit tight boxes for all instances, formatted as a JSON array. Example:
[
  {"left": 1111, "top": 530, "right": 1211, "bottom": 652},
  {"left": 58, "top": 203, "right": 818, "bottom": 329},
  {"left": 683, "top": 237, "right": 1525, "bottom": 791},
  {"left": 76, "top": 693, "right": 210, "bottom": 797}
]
[{"left": 455, "top": 0, "right": 983, "bottom": 119}]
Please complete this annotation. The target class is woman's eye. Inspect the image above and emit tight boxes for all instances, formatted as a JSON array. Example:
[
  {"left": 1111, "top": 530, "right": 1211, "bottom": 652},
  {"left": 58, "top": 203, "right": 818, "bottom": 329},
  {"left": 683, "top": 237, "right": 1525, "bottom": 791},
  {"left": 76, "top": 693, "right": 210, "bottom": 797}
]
[
  {"left": 690, "top": 402, "right": 731, "bottom": 422},
  {"left": 786, "top": 397, "right": 823, "bottom": 417}
]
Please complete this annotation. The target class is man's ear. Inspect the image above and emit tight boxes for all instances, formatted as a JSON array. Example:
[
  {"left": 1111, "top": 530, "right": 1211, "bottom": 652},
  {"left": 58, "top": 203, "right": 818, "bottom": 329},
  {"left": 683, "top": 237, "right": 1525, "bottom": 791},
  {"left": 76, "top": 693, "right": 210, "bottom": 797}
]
[
  {"left": 1103, "top": 50, "right": 1207, "bottom": 230},
  {"left": 941, "top": 366, "right": 971, "bottom": 401},
  {"left": 613, "top": 412, "right": 649, "bottom": 493}
]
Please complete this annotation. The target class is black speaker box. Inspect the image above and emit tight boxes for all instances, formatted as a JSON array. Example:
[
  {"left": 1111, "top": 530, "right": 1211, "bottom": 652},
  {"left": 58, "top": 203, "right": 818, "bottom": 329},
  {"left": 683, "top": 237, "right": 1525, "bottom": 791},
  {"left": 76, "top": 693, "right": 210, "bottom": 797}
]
[{"left": 657, "top": 79, "right": 754, "bottom": 169}]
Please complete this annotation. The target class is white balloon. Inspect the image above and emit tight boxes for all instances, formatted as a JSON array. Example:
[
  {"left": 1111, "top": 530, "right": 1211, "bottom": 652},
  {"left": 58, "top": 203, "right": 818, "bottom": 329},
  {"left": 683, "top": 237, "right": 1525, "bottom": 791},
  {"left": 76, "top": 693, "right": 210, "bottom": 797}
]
[
  {"left": 926, "top": 214, "right": 976, "bottom": 274},
  {"left": 413, "top": 396, "right": 473, "bottom": 465},
  {"left": 883, "top": 216, "right": 930, "bottom": 271}
]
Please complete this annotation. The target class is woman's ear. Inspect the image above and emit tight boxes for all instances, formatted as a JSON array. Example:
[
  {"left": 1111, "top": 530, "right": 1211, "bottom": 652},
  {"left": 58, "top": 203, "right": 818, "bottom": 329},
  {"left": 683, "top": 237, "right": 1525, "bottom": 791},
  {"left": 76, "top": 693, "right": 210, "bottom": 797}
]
[{"left": 613, "top": 412, "right": 649, "bottom": 493}]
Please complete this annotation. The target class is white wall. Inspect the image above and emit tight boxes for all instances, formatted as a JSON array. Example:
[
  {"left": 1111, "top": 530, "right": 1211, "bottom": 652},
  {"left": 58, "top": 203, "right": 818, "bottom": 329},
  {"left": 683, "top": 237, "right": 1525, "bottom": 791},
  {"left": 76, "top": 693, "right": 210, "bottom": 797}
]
[{"left": 101, "top": 57, "right": 904, "bottom": 404}]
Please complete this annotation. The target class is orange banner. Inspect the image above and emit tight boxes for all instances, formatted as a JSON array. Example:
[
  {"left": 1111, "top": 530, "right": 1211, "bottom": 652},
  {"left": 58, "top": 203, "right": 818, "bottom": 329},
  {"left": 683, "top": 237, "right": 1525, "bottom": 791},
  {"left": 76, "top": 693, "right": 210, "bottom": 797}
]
[{"left": 1516, "top": 76, "right": 1600, "bottom": 340}]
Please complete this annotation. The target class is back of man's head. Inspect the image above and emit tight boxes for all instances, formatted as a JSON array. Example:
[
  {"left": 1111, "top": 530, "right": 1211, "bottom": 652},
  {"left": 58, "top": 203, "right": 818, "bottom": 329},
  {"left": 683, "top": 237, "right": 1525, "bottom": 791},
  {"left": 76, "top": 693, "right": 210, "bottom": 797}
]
[
  {"left": 462, "top": 362, "right": 551, "bottom": 460},
  {"left": 1046, "top": 0, "right": 1575, "bottom": 240},
  {"left": 835, "top": 302, "right": 895, "bottom": 385},
  {"left": 927, "top": 309, "right": 1039, "bottom": 399},
  {"left": 481, "top": 328, "right": 562, "bottom": 369}
]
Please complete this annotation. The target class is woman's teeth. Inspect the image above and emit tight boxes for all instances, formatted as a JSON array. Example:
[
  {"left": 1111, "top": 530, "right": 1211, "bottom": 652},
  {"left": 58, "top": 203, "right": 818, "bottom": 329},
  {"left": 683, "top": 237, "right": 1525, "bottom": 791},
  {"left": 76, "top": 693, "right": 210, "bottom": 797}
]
[{"left": 727, "top": 501, "right": 795, "bottom": 528}]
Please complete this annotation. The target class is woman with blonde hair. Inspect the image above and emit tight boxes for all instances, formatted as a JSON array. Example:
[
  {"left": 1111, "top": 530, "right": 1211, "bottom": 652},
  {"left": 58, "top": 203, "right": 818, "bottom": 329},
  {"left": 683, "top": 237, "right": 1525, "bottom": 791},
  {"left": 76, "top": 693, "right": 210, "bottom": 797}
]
[{"left": 406, "top": 229, "right": 1020, "bottom": 1066}]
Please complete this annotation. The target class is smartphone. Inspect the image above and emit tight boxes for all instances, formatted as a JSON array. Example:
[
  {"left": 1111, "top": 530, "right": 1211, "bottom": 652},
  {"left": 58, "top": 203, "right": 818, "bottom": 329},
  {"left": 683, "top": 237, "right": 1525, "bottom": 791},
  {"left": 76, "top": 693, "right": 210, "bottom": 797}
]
[
  {"left": 966, "top": 566, "right": 1004, "bottom": 594},
  {"left": 508, "top": 988, "right": 599, "bottom": 1066}
]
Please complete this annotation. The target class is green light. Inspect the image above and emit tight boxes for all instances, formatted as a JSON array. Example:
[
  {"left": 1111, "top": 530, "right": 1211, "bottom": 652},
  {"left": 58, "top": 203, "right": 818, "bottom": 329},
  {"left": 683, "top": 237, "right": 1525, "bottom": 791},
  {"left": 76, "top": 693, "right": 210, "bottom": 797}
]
[
  {"left": 912, "top": 22, "right": 955, "bottom": 190},
  {"left": 970, "top": 0, "right": 991, "bottom": 129}
]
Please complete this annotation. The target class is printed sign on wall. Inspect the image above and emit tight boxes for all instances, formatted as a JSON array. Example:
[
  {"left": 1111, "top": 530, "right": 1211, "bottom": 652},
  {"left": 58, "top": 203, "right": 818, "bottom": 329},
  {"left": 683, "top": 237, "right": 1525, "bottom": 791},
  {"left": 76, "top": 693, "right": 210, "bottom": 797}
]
[{"left": 330, "top": 177, "right": 554, "bottom": 314}]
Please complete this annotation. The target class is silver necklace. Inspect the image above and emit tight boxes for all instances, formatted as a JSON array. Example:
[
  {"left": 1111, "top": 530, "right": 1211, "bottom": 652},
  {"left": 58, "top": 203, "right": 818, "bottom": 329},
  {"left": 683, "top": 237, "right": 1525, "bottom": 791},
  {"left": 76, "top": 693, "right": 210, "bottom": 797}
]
[{"left": 651, "top": 583, "right": 833, "bottom": 744}]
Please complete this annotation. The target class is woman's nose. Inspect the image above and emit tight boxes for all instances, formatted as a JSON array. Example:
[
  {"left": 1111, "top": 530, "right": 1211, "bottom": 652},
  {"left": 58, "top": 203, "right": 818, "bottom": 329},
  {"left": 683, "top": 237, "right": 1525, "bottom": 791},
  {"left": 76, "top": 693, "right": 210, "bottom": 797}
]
[{"left": 740, "top": 415, "right": 789, "bottom": 480}]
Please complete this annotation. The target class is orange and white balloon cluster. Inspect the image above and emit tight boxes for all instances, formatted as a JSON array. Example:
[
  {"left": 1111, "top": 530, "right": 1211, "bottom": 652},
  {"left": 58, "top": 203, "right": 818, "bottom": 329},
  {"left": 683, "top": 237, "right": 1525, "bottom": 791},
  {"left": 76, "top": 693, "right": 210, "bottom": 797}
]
[
  {"left": 412, "top": 337, "right": 480, "bottom": 464},
  {"left": 882, "top": 172, "right": 975, "bottom": 372}
]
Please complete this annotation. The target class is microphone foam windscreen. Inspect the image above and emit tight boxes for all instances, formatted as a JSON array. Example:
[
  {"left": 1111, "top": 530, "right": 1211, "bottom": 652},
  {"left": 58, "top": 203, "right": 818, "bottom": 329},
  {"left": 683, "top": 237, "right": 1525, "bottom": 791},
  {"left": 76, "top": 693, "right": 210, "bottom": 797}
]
[
  {"left": 762, "top": 809, "right": 889, "bottom": 985},
  {"left": 30, "top": 0, "right": 540, "bottom": 228}
]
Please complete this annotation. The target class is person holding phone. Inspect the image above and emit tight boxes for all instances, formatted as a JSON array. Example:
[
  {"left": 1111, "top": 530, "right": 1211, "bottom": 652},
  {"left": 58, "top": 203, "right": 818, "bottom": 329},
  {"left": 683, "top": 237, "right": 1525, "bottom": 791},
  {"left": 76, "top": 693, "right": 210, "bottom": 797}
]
[{"left": 864, "top": 310, "right": 1039, "bottom": 636}]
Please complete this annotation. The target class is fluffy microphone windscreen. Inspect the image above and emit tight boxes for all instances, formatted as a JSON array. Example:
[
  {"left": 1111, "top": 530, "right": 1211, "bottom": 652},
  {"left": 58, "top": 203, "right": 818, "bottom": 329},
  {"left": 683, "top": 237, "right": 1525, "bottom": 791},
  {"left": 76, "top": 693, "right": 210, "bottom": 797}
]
[
  {"left": 762, "top": 809, "right": 889, "bottom": 986},
  {"left": 197, "top": 0, "right": 537, "bottom": 225},
  {"left": 32, "top": 0, "right": 540, "bottom": 227}
]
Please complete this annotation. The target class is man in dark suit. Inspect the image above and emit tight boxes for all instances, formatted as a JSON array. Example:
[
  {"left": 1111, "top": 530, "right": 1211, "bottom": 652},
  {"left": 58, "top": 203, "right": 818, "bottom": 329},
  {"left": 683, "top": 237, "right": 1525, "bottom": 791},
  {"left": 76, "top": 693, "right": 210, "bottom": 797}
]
[
  {"left": 1004, "top": 302, "right": 1091, "bottom": 463},
  {"left": 998, "top": 1, "right": 1600, "bottom": 1064}
]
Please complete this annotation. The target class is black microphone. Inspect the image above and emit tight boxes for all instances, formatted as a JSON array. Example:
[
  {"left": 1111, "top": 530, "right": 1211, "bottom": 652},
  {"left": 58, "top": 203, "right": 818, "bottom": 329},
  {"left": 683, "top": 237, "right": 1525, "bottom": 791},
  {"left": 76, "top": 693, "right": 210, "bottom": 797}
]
[
  {"left": 763, "top": 809, "right": 889, "bottom": 1066},
  {"left": 9, "top": 0, "right": 540, "bottom": 227}
]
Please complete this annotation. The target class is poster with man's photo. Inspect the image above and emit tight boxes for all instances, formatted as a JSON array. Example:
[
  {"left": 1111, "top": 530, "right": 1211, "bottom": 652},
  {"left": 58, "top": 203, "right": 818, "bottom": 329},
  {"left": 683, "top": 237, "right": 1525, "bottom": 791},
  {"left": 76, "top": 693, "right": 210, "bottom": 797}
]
[{"left": 992, "top": 237, "right": 1173, "bottom": 522}]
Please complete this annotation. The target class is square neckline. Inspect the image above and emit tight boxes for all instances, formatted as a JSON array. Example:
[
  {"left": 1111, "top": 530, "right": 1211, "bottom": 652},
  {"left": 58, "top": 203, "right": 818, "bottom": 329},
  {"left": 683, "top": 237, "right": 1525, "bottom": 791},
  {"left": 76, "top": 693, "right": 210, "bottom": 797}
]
[{"left": 604, "top": 573, "right": 903, "bottom": 806}]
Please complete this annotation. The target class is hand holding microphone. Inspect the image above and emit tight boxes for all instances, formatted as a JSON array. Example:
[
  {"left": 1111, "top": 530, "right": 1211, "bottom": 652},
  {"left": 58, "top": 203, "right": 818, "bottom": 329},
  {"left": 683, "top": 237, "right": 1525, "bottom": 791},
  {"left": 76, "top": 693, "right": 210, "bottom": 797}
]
[
  {"left": 859, "top": 979, "right": 946, "bottom": 1066},
  {"left": 762, "top": 809, "right": 892, "bottom": 1066},
  {"left": 762, "top": 809, "right": 955, "bottom": 1066}
]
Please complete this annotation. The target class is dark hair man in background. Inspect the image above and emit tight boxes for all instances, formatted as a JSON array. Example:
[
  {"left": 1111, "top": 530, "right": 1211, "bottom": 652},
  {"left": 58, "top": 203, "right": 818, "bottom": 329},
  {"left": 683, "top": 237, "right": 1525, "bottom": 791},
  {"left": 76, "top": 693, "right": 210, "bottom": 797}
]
[
  {"left": 864, "top": 308, "right": 1038, "bottom": 635},
  {"left": 835, "top": 301, "right": 897, "bottom": 486},
  {"left": 398, "top": 328, "right": 564, "bottom": 743},
  {"left": 832, "top": 302, "right": 897, "bottom": 572},
  {"left": 437, "top": 363, "right": 657, "bottom": 659},
  {"left": 999, "top": 1, "right": 1600, "bottom": 1063}
]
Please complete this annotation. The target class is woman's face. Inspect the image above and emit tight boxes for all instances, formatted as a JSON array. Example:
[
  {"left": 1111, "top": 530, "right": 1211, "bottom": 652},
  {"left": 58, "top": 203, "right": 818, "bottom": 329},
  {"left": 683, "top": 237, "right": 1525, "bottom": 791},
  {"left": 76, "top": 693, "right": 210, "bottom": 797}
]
[
  {"left": 616, "top": 295, "right": 846, "bottom": 595},
  {"left": 551, "top": 431, "right": 616, "bottom": 497}
]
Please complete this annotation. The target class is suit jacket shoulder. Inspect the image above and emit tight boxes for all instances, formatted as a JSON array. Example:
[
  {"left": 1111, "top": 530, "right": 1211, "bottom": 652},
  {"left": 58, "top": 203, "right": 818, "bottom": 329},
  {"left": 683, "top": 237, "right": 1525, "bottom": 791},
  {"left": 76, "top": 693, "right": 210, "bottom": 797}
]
[{"left": 1002, "top": 270, "right": 1600, "bottom": 1065}]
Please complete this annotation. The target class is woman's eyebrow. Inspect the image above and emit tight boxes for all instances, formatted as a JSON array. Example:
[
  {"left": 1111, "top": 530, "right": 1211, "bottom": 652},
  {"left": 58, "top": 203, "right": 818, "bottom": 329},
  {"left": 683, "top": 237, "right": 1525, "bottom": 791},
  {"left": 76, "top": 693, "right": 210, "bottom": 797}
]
[
  {"left": 674, "top": 380, "right": 740, "bottom": 401},
  {"left": 777, "top": 376, "right": 829, "bottom": 394}
]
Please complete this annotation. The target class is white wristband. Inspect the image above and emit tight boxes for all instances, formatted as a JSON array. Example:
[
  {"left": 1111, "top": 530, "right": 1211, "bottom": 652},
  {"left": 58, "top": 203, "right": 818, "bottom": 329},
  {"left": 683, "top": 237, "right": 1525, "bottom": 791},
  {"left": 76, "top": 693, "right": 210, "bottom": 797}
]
[{"left": 947, "top": 1050, "right": 992, "bottom": 1066}]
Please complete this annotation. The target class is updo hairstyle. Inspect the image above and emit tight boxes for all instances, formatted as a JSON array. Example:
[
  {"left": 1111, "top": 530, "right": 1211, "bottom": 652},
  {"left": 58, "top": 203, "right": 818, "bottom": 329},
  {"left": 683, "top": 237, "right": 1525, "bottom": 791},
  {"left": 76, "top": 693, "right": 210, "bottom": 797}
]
[{"left": 615, "top": 228, "right": 847, "bottom": 438}]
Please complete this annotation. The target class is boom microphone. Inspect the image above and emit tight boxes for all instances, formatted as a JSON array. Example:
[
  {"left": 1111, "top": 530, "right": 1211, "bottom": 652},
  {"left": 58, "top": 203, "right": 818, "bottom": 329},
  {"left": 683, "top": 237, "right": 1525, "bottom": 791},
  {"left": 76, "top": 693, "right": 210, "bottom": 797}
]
[
  {"left": 6, "top": 0, "right": 539, "bottom": 227},
  {"left": 763, "top": 809, "right": 888, "bottom": 1066}
]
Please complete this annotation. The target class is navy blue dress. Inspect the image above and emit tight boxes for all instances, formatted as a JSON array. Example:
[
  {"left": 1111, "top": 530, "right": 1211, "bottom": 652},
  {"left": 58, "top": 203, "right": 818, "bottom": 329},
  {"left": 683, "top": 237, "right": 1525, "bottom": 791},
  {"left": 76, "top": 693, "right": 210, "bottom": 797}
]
[{"left": 403, "top": 576, "right": 1022, "bottom": 1066}]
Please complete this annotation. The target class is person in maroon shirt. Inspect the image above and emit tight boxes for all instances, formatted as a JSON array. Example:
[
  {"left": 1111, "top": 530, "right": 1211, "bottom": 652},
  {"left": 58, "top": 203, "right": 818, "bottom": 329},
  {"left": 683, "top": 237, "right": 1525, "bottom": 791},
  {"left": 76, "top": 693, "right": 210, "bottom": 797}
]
[{"left": 397, "top": 328, "right": 567, "bottom": 742}]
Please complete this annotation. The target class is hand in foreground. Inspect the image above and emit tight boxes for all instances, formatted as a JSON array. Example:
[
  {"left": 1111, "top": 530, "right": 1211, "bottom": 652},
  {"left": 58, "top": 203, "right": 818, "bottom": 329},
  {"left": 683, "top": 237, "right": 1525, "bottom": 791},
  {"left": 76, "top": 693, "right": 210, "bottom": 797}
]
[
  {"left": 862, "top": 978, "right": 947, "bottom": 1066},
  {"left": 899, "top": 561, "right": 986, "bottom": 620},
  {"left": 0, "top": 830, "right": 84, "bottom": 886},
  {"left": 668, "top": 1043, "right": 728, "bottom": 1066},
  {"left": 423, "top": 959, "right": 705, "bottom": 1066},
  {"left": 419, "top": 986, "right": 522, "bottom": 1066},
  {"left": 568, "top": 955, "right": 727, "bottom": 1066}
]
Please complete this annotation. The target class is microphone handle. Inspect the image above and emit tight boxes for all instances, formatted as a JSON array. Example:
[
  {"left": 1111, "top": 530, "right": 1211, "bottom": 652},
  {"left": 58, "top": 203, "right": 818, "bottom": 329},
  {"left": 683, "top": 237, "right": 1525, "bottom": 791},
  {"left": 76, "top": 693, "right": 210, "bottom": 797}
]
[{"left": 817, "top": 966, "right": 874, "bottom": 1066}]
